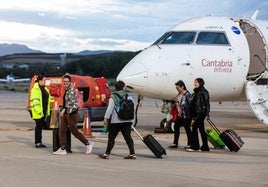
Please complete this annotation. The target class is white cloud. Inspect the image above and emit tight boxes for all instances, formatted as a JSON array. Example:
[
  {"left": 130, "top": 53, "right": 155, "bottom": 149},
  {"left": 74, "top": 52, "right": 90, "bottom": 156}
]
[
  {"left": 0, "top": 0, "right": 123, "bottom": 15},
  {"left": 0, "top": 21, "right": 71, "bottom": 46},
  {"left": 0, "top": 20, "right": 149, "bottom": 52},
  {"left": 0, "top": 0, "right": 267, "bottom": 53}
]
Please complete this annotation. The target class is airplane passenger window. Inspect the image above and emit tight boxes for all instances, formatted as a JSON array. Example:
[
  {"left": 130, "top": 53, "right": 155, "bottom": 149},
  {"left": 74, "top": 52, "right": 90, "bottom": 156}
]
[
  {"left": 196, "top": 32, "right": 229, "bottom": 45},
  {"left": 161, "top": 32, "right": 196, "bottom": 44}
]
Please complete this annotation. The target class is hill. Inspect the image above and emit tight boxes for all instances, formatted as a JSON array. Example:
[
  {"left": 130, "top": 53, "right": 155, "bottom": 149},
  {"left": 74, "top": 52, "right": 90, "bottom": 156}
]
[
  {"left": 0, "top": 43, "right": 128, "bottom": 57},
  {"left": 0, "top": 43, "right": 139, "bottom": 79},
  {"left": 0, "top": 43, "right": 42, "bottom": 56}
]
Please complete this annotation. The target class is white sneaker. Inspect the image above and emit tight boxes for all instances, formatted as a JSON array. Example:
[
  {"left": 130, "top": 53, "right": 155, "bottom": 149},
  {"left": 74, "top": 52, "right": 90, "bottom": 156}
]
[
  {"left": 85, "top": 142, "right": 94, "bottom": 155},
  {"left": 53, "top": 148, "right": 67, "bottom": 155},
  {"left": 185, "top": 148, "right": 201, "bottom": 152}
]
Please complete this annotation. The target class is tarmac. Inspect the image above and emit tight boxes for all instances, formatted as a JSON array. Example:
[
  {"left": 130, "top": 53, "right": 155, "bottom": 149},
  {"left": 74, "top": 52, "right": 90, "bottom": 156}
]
[{"left": 0, "top": 90, "right": 268, "bottom": 187}]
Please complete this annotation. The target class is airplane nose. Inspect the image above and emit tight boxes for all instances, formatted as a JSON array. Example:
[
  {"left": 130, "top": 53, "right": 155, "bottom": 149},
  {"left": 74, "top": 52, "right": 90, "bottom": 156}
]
[{"left": 117, "top": 63, "right": 147, "bottom": 91}]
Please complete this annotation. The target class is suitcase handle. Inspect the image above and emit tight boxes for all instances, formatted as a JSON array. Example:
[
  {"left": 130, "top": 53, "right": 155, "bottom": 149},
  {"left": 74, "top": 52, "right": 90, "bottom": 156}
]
[
  {"left": 207, "top": 118, "right": 222, "bottom": 135},
  {"left": 131, "top": 125, "right": 144, "bottom": 140}
]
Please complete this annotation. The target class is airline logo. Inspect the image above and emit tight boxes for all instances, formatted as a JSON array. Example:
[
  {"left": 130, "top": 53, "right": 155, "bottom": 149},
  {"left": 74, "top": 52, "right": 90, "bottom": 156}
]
[
  {"left": 231, "top": 26, "right": 240, "bottom": 35},
  {"left": 201, "top": 59, "right": 233, "bottom": 73}
]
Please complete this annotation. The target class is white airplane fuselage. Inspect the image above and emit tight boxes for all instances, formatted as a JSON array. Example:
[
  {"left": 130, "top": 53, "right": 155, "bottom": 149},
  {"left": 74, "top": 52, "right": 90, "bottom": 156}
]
[{"left": 117, "top": 15, "right": 268, "bottom": 125}]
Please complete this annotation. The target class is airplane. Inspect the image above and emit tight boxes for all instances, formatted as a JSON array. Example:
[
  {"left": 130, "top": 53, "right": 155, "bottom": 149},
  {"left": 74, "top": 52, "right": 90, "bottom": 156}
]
[
  {"left": 117, "top": 10, "right": 268, "bottom": 129},
  {"left": 0, "top": 74, "right": 30, "bottom": 83}
]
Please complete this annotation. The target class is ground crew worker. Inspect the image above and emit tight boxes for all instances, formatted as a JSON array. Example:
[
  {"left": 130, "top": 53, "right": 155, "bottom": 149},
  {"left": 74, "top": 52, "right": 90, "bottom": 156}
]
[{"left": 30, "top": 75, "right": 53, "bottom": 148}]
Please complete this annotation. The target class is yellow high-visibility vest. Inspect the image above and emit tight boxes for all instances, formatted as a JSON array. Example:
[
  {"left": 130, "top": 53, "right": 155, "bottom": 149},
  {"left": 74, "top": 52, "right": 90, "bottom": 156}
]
[{"left": 30, "top": 82, "right": 52, "bottom": 119}]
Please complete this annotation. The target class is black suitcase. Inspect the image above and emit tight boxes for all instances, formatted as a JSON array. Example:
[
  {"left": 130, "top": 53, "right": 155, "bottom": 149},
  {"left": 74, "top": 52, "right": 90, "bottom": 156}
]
[
  {"left": 132, "top": 126, "right": 166, "bottom": 158},
  {"left": 207, "top": 118, "right": 244, "bottom": 152},
  {"left": 220, "top": 129, "right": 244, "bottom": 152},
  {"left": 53, "top": 127, "right": 72, "bottom": 153}
]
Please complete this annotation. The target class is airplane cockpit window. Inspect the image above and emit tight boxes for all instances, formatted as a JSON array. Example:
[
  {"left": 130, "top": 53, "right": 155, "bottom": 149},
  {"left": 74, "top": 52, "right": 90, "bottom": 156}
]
[
  {"left": 153, "top": 32, "right": 172, "bottom": 45},
  {"left": 196, "top": 32, "right": 229, "bottom": 45},
  {"left": 161, "top": 32, "right": 196, "bottom": 44}
]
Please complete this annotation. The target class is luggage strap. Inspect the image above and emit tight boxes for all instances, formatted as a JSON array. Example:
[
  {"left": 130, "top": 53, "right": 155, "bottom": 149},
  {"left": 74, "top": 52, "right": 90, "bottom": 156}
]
[{"left": 207, "top": 118, "right": 222, "bottom": 135}]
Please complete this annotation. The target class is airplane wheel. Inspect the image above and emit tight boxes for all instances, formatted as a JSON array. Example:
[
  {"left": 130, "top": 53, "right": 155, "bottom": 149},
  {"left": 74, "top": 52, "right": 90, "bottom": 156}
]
[{"left": 160, "top": 118, "right": 174, "bottom": 133}]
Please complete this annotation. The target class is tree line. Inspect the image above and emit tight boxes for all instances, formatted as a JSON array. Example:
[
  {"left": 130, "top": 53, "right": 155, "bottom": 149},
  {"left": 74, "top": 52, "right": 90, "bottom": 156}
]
[{"left": 0, "top": 51, "right": 139, "bottom": 79}]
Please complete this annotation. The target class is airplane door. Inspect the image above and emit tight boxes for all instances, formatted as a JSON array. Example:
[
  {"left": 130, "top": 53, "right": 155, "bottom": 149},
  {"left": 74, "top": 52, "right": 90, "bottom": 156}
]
[
  {"left": 239, "top": 19, "right": 268, "bottom": 125},
  {"left": 246, "top": 79, "right": 268, "bottom": 125},
  {"left": 238, "top": 20, "right": 267, "bottom": 74}
]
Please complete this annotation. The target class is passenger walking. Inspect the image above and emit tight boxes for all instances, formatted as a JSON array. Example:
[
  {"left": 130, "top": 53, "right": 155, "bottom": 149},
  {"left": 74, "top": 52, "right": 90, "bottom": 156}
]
[
  {"left": 98, "top": 80, "right": 136, "bottom": 159},
  {"left": 186, "top": 78, "right": 210, "bottom": 152},
  {"left": 168, "top": 80, "right": 192, "bottom": 149},
  {"left": 30, "top": 75, "right": 53, "bottom": 148},
  {"left": 53, "top": 74, "right": 94, "bottom": 155}
]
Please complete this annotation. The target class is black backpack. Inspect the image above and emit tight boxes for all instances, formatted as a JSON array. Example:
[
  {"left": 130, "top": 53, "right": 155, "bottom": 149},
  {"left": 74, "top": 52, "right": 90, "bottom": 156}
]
[{"left": 113, "top": 93, "right": 134, "bottom": 120}]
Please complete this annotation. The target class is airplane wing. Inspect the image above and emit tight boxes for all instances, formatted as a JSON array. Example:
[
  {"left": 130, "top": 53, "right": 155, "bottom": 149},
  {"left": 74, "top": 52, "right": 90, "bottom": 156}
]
[
  {"left": 0, "top": 79, "right": 8, "bottom": 82},
  {"left": 12, "top": 78, "right": 30, "bottom": 82}
]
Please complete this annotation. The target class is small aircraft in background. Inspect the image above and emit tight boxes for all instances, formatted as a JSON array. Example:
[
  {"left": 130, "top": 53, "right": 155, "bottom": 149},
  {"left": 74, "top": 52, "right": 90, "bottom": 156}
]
[
  {"left": 0, "top": 74, "right": 30, "bottom": 83},
  {"left": 117, "top": 10, "right": 268, "bottom": 128}
]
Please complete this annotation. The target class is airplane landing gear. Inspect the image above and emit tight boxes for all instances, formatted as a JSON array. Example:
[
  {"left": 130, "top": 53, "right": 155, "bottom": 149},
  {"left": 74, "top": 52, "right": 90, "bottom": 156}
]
[{"left": 159, "top": 118, "right": 174, "bottom": 133}]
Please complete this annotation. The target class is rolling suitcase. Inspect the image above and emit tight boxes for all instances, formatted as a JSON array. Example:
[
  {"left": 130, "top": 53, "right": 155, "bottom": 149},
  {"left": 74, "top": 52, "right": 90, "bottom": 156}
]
[
  {"left": 132, "top": 126, "right": 166, "bottom": 158},
  {"left": 206, "top": 128, "right": 225, "bottom": 149},
  {"left": 53, "top": 127, "right": 72, "bottom": 153},
  {"left": 220, "top": 129, "right": 244, "bottom": 152},
  {"left": 207, "top": 118, "right": 244, "bottom": 152}
]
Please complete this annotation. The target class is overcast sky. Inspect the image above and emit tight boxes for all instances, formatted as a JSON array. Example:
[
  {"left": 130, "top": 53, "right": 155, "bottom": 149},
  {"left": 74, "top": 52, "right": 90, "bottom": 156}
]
[{"left": 0, "top": 0, "right": 267, "bottom": 53}]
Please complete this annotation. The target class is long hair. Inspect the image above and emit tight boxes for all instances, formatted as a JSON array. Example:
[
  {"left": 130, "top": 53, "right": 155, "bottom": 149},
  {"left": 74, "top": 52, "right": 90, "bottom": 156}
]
[{"left": 175, "top": 80, "right": 187, "bottom": 90}]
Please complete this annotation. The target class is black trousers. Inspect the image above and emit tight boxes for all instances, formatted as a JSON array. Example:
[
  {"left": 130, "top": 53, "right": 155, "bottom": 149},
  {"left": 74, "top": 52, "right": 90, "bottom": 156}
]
[
  {"left": 173, "top": 117, "right": 193, "bottom": 146},
  {"left": 34, "top": 117, "right": 45, "bottom": 144},
  {"left": 105, "top": 122, "right": 135, "bottom": 155},
  {"left": 191, "top": 112, "right": 209, "bottom": 150}
]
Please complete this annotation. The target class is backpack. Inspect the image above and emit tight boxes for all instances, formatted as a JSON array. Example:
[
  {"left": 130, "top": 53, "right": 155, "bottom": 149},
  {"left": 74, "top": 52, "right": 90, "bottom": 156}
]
[
  {"left": 75, "top": 89, "right": 83, "bottom": 110},
  {"left": 113, "top": 93, "right": 134, "bottom": 120}
]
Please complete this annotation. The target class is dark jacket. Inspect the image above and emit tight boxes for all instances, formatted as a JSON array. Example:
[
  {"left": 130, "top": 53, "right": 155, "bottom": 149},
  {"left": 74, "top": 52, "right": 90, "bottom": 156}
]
[
  {"left": 181, "top": 90, "right": 191, "bottom": 119},
  {"left": 190, "top": 86, "right": 210, "bottom": 118}
]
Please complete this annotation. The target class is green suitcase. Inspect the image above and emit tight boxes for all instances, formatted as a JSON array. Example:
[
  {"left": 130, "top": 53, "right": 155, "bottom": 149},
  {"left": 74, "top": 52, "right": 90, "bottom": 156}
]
[{"left": 206, "top": 129, "right": 225, "bottom": 149}]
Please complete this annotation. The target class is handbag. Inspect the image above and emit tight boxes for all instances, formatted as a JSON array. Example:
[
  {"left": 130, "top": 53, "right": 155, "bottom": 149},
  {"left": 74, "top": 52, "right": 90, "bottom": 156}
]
[{"left": 170, "top": 103, "right": 182, "bottom": 122}]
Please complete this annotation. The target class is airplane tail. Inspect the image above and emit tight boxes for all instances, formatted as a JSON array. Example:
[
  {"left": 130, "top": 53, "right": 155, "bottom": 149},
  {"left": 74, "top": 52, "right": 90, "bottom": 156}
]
[{"left": 251, "top": 10, "right": 259, "bottom": 20}]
